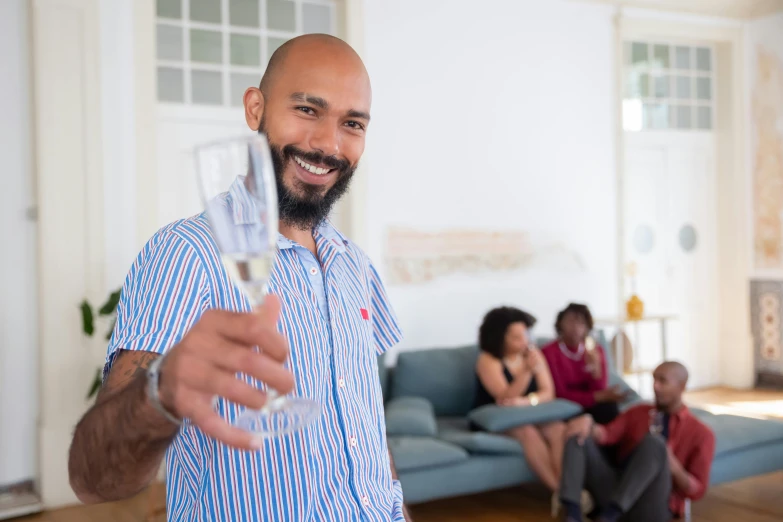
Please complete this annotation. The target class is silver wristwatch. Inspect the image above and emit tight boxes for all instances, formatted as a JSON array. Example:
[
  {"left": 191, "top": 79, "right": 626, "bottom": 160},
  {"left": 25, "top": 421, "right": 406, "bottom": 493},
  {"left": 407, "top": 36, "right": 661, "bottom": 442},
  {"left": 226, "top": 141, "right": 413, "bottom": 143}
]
[{"left": 146, "top": 354, "right": 183, "bottom": 426}]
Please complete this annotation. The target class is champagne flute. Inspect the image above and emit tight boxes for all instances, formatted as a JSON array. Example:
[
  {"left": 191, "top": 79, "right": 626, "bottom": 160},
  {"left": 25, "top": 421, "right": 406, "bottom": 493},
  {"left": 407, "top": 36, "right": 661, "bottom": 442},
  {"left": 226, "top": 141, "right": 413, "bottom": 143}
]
[{"left": 194, "top": 134, "right": 320, "bottom": 438}]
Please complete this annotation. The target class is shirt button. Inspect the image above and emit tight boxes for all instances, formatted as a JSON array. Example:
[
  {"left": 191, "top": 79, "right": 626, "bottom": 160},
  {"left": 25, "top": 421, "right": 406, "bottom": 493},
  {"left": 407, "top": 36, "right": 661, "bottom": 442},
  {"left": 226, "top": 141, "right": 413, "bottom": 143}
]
[
  {"left": 337, "top": 377, "right": 345, "bottom": 388},
  {"left": 350, "top": 436, "right": 358, "bottom": 447},
  {"left": 362, "top": 496, "right": 370, "bottom": 506},
  {"left": 309, "top": 267, "right": 318, "bottom": 276}
]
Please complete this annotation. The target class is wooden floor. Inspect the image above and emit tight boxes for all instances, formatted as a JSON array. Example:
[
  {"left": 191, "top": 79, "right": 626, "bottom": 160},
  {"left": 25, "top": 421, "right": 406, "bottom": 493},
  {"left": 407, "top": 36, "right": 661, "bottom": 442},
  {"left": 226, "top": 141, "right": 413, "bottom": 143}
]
[{"left": 13, "top": 387, "right": 783, "bottom": 522}]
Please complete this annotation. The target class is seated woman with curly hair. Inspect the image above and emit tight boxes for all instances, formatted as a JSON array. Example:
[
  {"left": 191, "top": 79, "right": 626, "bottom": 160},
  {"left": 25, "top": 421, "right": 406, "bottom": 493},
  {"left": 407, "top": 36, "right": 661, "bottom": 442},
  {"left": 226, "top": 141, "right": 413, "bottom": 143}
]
[{"left": 473, "top": 306, "right": 566, "bottom": 494}]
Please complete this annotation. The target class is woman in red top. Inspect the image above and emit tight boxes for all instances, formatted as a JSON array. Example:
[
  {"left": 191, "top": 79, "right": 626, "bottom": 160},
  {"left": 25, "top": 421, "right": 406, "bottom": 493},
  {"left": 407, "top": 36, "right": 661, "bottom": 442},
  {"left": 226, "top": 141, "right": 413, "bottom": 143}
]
[{"left": 541, "top": 303, "right": 627, "bottom": 424}]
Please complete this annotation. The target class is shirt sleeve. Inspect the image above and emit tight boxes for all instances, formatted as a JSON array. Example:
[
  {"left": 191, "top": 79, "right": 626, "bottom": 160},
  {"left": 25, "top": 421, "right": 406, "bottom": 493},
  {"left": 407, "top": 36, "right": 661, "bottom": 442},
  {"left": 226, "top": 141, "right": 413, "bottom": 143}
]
[
  {"left": 681, "top": 426, "right": 716, "bottom": 500},
  {"left": 103, "top": 229, "right": 209, "bottom": 379},
  {"left": 391, "top": 479, "right": 406, "bottom": 521},
  {"left": 368, "top": 261, "right": 403, "bottom": 355},
  {"left": 596, "top": 406, "right": 632, "bottom": 446}
]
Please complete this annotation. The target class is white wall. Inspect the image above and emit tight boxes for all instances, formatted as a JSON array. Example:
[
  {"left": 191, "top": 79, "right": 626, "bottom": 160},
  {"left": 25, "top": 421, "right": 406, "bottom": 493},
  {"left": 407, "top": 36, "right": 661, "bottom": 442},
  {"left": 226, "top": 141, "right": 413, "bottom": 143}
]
[
  {"left": 0, "top": 0, "right": 38, "bottom": 487},
  {"left": 363, "top": 0, "right": 619, "bottom": 357}
]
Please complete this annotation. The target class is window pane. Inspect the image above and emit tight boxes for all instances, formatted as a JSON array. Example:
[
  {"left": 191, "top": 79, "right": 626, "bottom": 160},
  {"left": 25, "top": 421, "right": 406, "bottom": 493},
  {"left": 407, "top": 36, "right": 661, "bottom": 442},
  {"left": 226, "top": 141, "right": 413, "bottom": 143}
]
[
  {"left": 267, "top": 37, "right": 288, "bottom": 62},
  {"left": 230, "top": 0, "right": 260, "bottom": 27},
  {"left": 157, "top": 24, "right": 183, "bottom": 61},
  {"left": 653, "top": 75, "right": 670, "bottom": 98},
  {"left": 191, "top": 70, "right": 223, "bottom": 105},
  {"left": 643, "top": 103, "right": 669, "bottom": 129},
  {"left": 157, "top": 67, "right": 184, "bottom": 102},
  {"left": 675, "top": 76, "right": 691, "bottom": 99},
  {"left": 231, "top": 73, "right": 259, "bottom": 106},
  {"left": 652, "top": 44, "right": 670, "bottom": 68},
  {"left": 631, "top": 42, "right": 648, "bottom": 66},
  {"left": 696, "top": 106, "right": 712, "bottom": 129},
  {"left": 675, "top": 46, "right": 690, "bottom": 69},
  {"left": 190, "top": 29, "right": 222, "bottom": 63},
  {"left": 267, "top": 0, "right": 295, "bottom": 31},
  {"left": 303, "top": 3, "right": 331, "bottom": 34},
  {"left": 626, "top": 71, "right": 649, "bottom": 98},
  {"left": 231, "top": 34, "right": 260, "bottom": 66},
  {"left": 190, "top": 0, "right": 221, "bottom": 23},
  {"left": 696, "top": 47, "right": 711, "bottom": 71},
  {"left": 157, "top": 0, "right": 181, "bottom": 19},
  {"left": 696, "top": 77, "right": 711, "bottom": 100},
  {"left": 674, "top": 105, "right": 692, "bottom": 129}
]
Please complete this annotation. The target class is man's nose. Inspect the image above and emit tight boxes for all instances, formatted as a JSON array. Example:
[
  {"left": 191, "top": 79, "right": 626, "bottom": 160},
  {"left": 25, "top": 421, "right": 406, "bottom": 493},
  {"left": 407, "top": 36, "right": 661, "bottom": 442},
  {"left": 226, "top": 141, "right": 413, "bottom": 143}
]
[{"left": 309, "top": 120, "right": 341, "bottom": 158}]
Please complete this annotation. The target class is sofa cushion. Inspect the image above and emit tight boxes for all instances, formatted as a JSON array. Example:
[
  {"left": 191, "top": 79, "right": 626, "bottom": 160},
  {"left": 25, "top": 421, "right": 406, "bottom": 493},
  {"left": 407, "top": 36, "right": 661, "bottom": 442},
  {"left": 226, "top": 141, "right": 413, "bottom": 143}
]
[
  {"left": 390, "top": 345, "right": 479, "bottom": 417},
  {"left": 699, "top": 413, "right": 783, "bottom": 456},
  {"left": 388, "top": 436, "right": 469, "bottom": 473},
  {"left": 468, "top": 399, "right": 583, "bottom": 433},
  {"left": 437, "top": 417, "right": 523, "bottom": 455},
  {"left": 385, "top": 397, "right": 438, "bottom": 437}
]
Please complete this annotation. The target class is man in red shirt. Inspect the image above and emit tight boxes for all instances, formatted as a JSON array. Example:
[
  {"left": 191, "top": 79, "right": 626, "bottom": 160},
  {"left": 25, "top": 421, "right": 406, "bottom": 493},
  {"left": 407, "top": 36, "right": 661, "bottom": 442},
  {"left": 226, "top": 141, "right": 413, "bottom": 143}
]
[
  {"left": 542, "top": 303, "right": 628, "bottom": 424},
  {"left": 557, "top": 361, "right": 715, "bottom": 522}
]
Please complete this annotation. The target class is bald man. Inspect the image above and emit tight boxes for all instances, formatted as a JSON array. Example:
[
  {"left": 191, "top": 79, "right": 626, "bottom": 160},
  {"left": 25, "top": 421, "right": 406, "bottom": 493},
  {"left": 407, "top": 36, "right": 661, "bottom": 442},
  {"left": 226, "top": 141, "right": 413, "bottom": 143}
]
[
  {"left": 557, "top": 362, "right": 715, "bottom": 522},
  {"left": 68, "top": 35, "right": 413, "bottom": 521}
]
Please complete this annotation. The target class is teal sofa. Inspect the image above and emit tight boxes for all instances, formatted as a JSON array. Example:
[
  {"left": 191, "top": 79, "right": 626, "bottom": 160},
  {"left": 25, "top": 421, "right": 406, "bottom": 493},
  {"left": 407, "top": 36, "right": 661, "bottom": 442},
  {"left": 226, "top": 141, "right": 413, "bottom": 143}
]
[{"left": 381, "top": 342, "right": 783, "bottom": 505}]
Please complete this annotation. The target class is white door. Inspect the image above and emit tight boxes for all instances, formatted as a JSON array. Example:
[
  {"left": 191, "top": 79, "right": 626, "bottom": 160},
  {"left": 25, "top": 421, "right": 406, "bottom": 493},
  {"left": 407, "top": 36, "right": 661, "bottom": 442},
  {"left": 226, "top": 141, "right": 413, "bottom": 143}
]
[
  {"left": 153, "top": 0, "right": 346, "bottom": 230},
  {"left": 624, "top": 133, "right": 719, "bottom": 390},
  {"left": 621, "top": 40, "right": 719, "bottom": 390}
]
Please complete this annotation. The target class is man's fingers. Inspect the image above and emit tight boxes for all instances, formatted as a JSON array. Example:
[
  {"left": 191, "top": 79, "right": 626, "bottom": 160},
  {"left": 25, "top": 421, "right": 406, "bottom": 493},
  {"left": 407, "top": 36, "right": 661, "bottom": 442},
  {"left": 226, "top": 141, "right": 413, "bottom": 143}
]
[
  {"left": 256, "top": 294, "right": 282, "bottom": 327},
  {"left": 182, "top": 357, "right": 294, "bottom": 403},
  {"left": 215, "top": 350, "right": 295, "bottom": 395},
  {"left": 190, "top": 408, "right": 261, "bottom": 451}
]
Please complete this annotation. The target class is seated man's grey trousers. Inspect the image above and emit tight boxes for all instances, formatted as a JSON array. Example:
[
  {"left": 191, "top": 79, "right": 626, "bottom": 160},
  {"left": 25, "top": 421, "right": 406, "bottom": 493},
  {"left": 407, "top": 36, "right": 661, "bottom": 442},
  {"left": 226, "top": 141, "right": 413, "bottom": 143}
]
[{"left": 560, "top": 433, "right": 673, "bottom": 522}]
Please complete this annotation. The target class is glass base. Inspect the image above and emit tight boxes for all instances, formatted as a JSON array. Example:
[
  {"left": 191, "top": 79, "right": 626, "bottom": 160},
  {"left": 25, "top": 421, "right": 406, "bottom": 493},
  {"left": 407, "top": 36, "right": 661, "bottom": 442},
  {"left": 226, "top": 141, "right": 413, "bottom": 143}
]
[{"left": 234, "top": 396, "right": 321, "bottom": 438}]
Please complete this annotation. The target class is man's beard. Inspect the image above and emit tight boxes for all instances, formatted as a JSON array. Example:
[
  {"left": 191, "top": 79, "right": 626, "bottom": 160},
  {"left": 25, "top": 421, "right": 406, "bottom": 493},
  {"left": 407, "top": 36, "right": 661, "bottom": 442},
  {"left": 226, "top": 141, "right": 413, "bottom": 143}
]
[{"left": 260, "top": 125, "right": 356, "bottom": 231}]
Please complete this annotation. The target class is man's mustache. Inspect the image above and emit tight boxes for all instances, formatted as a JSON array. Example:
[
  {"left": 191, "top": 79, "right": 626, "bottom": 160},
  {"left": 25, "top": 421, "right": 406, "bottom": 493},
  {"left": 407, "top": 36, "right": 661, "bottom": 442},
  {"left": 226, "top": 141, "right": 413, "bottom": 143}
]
[{"left": 282, "top": 145, "right": 350, "bottom": 172}]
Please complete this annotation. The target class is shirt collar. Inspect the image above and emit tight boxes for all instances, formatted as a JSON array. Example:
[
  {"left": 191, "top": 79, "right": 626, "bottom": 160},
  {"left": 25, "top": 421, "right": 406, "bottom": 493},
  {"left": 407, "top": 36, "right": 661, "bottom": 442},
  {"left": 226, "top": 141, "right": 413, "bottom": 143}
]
[
  {"left": 651, "top": 403, "right": 690, "bottom": 420},
  {"left": 276, "top": 220, "right": 348, "bottom": 253}
]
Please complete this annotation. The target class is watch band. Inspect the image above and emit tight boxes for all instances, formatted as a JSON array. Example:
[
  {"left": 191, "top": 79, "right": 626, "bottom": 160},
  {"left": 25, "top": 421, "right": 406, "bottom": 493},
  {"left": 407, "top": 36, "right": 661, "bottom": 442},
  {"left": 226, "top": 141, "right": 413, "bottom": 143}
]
[{"left": 146, "top": 354, "right": 183, "bottom": 426}]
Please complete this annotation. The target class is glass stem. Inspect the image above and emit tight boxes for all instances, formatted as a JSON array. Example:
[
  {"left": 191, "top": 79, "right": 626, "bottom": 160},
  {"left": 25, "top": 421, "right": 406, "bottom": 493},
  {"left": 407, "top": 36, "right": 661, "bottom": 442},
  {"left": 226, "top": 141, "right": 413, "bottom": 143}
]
[{"left": 246, "top": 287, "right": 282, "bottom": 413}]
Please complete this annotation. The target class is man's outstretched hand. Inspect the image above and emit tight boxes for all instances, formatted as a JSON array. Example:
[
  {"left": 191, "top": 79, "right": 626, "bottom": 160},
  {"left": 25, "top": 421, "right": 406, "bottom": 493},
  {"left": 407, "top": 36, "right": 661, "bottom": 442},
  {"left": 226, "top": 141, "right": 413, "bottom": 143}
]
[{"left": 157, "top": 295, "right": 295, "bottom": 450}]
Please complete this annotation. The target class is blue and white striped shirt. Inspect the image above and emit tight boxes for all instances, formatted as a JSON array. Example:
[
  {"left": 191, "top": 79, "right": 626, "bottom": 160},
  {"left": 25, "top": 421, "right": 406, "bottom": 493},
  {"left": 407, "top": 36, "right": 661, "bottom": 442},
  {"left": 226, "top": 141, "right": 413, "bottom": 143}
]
[{"left": 105, "top": 182, "right": 405, "bottom": 521}]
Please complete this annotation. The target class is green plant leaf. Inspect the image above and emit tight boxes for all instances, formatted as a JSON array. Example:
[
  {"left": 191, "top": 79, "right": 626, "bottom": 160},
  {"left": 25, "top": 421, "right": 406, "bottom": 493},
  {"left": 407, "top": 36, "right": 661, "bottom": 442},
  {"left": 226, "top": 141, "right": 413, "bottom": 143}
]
[
  {"left": 87, "top": 368, "right": 102, "bottom": 399},
  {"left": 81, "top": 300, "right": 94, "bottom": 336},
  {"left": 98, "top": 289, "right": 121, "bottom": 316}
]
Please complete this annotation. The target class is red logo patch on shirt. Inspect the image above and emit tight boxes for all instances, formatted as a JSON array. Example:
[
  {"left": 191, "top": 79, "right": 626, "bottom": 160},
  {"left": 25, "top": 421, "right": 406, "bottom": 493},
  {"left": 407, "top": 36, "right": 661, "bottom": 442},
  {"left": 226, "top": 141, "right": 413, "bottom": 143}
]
[{"left": 360, "top": 308, "right": 369, "bottom": 320}]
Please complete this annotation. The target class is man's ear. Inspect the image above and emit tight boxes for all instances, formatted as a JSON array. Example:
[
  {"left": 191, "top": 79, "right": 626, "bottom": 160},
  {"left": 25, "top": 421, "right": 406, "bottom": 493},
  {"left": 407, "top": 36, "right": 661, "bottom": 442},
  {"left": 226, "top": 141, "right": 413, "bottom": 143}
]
[{"left": 243, "top": 87, "right": 264, "bottom": 131}]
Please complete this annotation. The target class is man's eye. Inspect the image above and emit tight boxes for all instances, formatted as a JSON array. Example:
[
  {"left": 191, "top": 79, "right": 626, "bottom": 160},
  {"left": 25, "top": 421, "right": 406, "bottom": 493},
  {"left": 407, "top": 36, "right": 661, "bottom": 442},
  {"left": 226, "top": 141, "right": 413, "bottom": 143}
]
[
  {"left": 297, "top": 107, "right": 315, "bottom": 115},
  {"left": 345, "top": 121, "right": 365, "bottom": 130}
]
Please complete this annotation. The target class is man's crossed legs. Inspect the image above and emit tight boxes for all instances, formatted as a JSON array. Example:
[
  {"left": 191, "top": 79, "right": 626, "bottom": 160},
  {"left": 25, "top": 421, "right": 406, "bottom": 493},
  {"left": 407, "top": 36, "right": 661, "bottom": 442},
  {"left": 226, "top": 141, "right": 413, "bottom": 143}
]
[{"left": 559, "top": 434, "right": 672, "bottom": 522}]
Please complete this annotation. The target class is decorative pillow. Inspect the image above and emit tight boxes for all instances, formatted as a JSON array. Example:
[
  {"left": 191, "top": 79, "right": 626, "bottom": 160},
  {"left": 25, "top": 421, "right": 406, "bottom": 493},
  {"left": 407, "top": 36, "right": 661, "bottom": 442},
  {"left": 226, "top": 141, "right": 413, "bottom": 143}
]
[
  {"left": 385, "top": 396, "right": 438, "bottom": 437},
  {"left": 467, "top": 399, "right": 582, "bottom": 433}
]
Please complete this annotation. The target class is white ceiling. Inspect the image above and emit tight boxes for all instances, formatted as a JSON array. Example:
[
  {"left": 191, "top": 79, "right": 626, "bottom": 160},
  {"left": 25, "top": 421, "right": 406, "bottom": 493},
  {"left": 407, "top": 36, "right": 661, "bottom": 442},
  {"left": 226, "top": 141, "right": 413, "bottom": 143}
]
[{"left": 581, "top": 0, "right": 783, "bottom": 19}]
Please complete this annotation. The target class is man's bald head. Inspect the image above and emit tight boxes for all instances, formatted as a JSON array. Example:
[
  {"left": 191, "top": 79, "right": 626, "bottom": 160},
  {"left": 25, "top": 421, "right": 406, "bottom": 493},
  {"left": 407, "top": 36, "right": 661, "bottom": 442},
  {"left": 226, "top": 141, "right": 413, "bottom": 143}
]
[
  {"left": 242, "top": 33, "right": 371, "bottom": 231},
  {"left": 658, "top": 361, "right": 689, "bottom": 386},
  {"left": 259, "top": 34, "right": 369, "bottom": 97},
  {"left": 653, "top": 361, "right": 689, "bottom": 412}
]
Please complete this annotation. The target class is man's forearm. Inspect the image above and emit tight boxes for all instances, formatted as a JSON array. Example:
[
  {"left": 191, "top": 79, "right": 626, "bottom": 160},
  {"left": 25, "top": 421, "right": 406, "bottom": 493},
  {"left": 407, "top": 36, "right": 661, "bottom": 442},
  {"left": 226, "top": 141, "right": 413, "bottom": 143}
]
[
  {"left": 68, "top": 372, "right": 179, "bottom": 503},
  {"left": 669, "top": 454, "right": 694, "bottom": 494}
]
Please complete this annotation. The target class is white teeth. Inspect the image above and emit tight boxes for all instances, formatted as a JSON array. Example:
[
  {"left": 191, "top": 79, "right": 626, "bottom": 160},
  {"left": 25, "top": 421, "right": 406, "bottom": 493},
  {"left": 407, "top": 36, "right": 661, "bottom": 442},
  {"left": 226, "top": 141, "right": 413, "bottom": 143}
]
[{"left": 295, "top": 156, "right": 331, "bottom": 176}]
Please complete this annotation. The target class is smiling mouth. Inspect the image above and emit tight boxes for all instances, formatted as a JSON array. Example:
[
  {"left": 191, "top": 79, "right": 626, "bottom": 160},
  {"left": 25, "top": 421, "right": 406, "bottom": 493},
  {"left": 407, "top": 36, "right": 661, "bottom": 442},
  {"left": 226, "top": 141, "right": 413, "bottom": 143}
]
[{"left": 294, "top": 156, "right": 334, "bottom": 176}]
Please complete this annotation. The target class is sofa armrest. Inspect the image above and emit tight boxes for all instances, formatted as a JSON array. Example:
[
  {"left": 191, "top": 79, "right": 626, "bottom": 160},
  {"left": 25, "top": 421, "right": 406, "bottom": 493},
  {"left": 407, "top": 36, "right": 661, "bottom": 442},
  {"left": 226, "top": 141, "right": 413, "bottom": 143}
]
[
  {"left": 467, "top": 399, "right": 582, "bottom": 433},
  {"left": 385, "top": 396, "right": 438, "bottom": 437}
]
